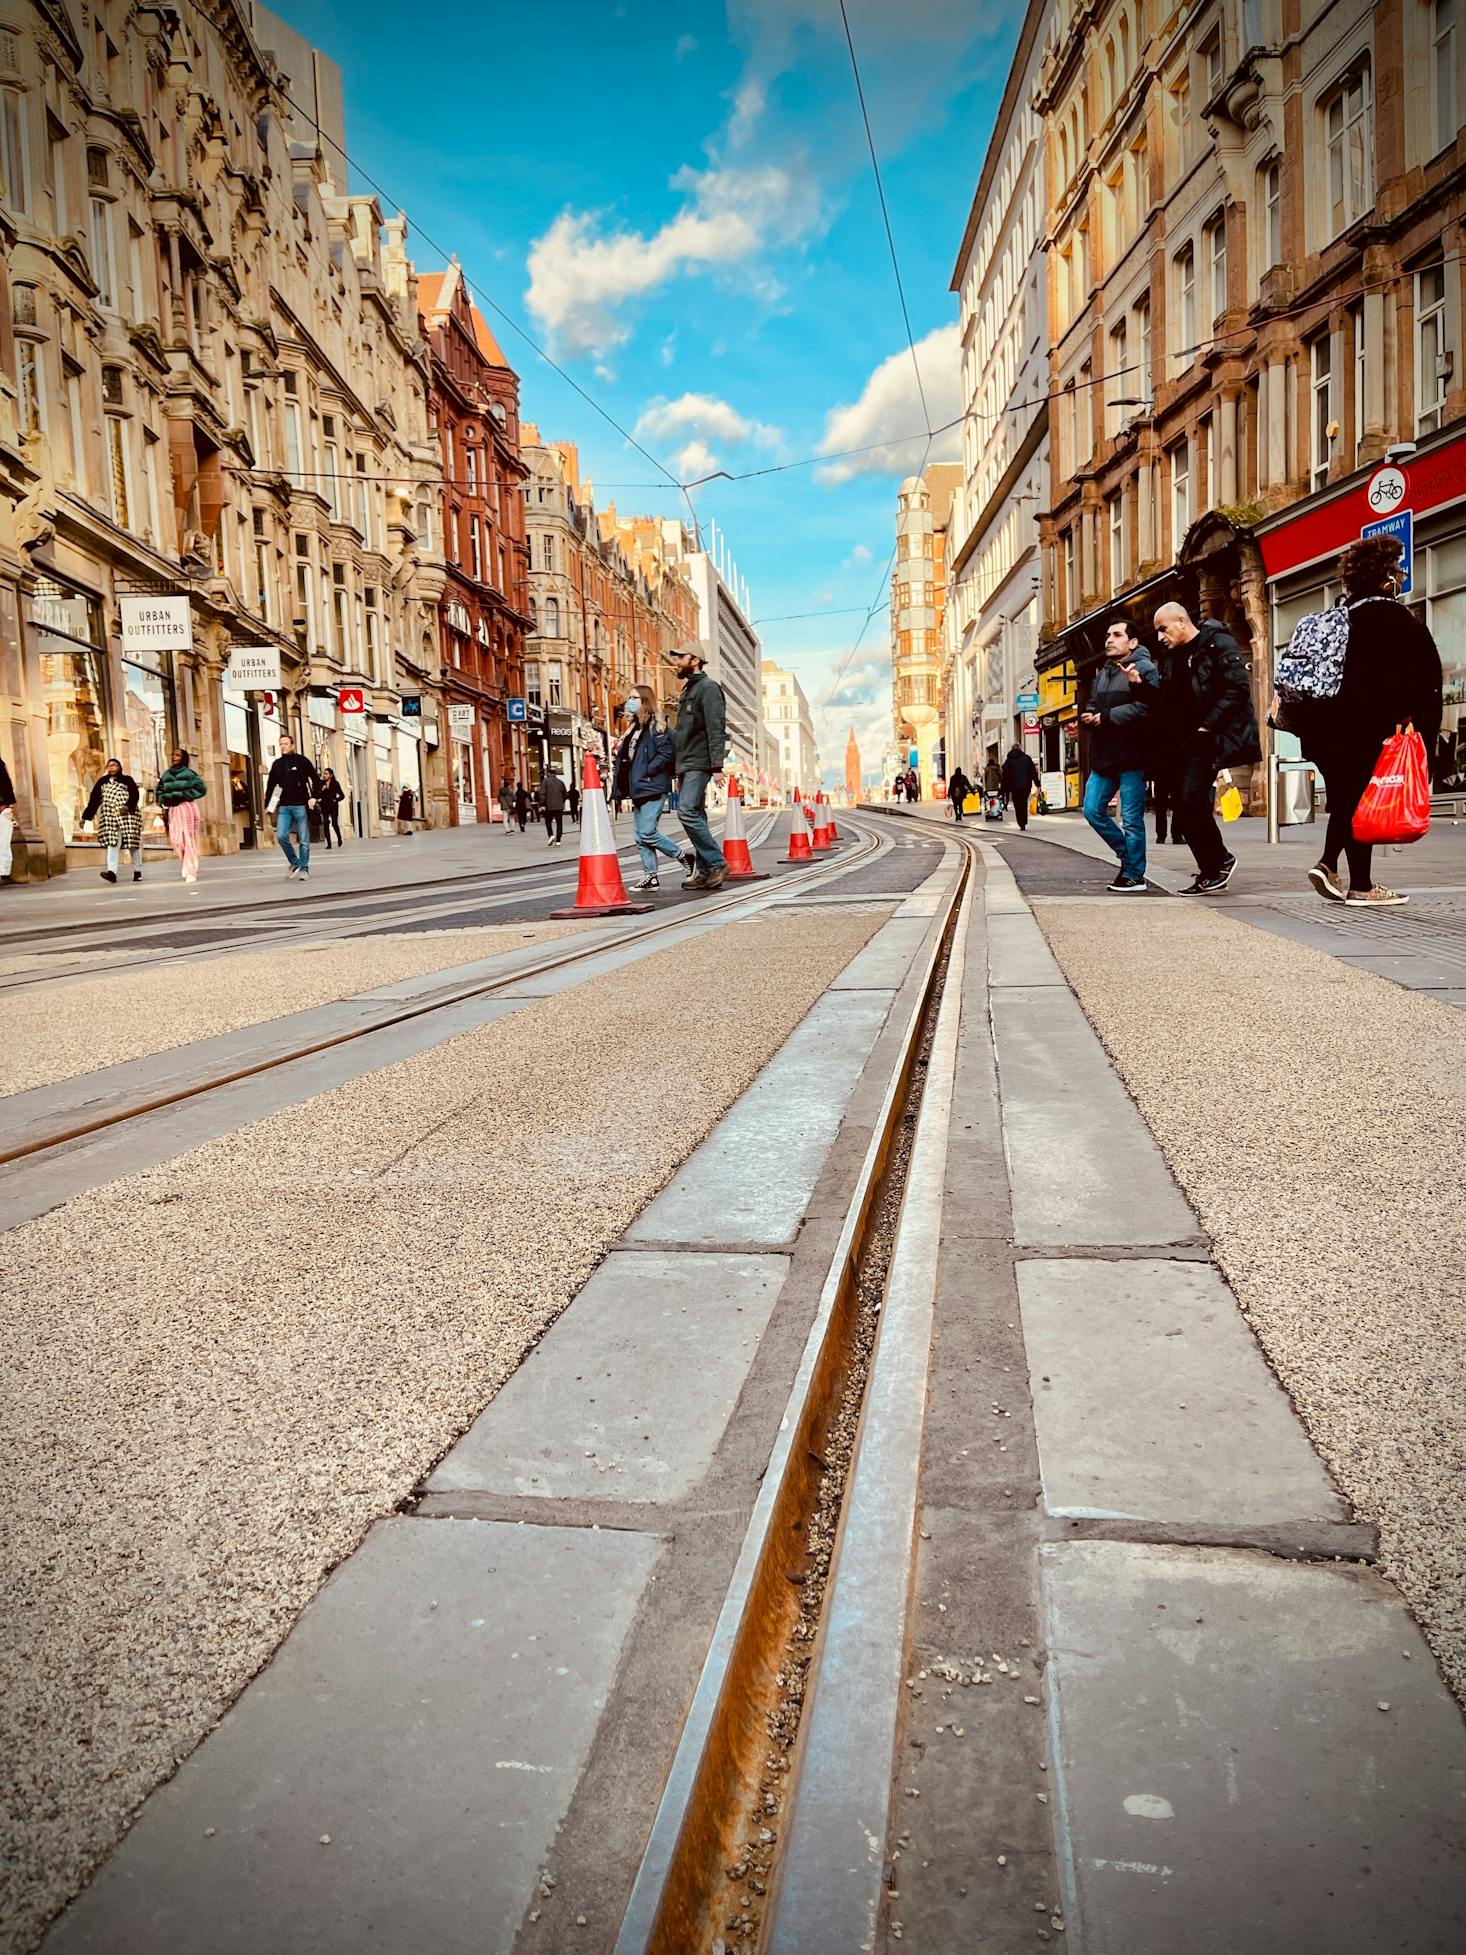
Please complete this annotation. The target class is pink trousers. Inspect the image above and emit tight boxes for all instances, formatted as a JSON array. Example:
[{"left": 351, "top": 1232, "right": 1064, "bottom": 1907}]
[{"left": 167, "top": 799, "right": 201, "bottom": 878}]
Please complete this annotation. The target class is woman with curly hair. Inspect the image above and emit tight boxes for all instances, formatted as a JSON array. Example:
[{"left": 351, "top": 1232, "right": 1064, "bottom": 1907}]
[{"left": 1291, "top": 535, "right": 1442, "bottom": 908}]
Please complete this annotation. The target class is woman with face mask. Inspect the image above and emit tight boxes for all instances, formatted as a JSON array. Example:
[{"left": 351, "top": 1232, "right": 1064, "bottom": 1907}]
[
  {"left": 611, "top": 687, "right": 688, "bottom": 892},
  {"left": 81, "top": 757, "right": 145, "bottom": 883}
]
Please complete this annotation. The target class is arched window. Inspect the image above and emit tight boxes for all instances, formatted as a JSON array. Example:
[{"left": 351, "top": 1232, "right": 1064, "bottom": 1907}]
[
  {"left": 1059, "top": 124, "right": 1071, "bottom": 182},
  {"left": 1105, "top": 39, "right": 1117, "bottom": 112},
  {"left": 1119, "top": 11, "right": 1131, "bottom": 78},
  {"left": 547, "top": 595, "right": 560, "bottom": 635}
]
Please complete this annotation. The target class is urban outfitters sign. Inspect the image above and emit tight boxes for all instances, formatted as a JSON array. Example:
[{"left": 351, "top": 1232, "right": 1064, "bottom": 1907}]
[
  {"left": 225, "top": 646, "right": 283, "bottom": 690},
  {"left": 119, "top": 593, "right": 191, "bottom": 653}
]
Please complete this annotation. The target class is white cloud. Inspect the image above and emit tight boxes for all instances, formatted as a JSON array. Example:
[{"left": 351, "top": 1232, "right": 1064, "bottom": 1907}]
[
  {"left": 671, "top": 438, "right": 719, "bottom": 479},
  {"left": 659, "top": 332, "right": 677, "bottom": 367},
  {"left": 525, "top": 163, "right": 820, "bottom": 356},
  {"left": 728, "top": 76, "right": 766, "bottom": 147},
  {"left": 843, "top": 542, "right": 873, "bottom": 567},
  {"left": 816, "top": 322, "right": 963, "bottom": 484},
  {"left": 635, "top": 391, "right": 780, "bottom": 449},
  {"left": 675, "top": 32, "right": 697, "bottom": 58}
]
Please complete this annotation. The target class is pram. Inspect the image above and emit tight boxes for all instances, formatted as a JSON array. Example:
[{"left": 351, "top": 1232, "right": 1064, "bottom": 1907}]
[{"left": 983, "top": 787, "right": 1005, "bottom": 821}]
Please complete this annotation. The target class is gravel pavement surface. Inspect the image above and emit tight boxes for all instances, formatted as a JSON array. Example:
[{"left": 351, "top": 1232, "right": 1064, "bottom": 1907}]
[
  {"left": 0, "top": 925, "right": 586, "bottom": 1098},
  {"left": 1035, "top": 900, "right": 1466, "bottom": 1703},
  {"left": 0, "top": 907, "right": 880, "bottom": 1955}
]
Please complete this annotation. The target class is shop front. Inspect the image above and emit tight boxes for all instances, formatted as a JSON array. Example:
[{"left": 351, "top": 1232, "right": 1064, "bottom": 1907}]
[
  {"left": 27, "top": 574, "right": 177, "bottom": 857},
  {"left": 448, "top": 701, "right": 478, "bottom": 823},
  {"left": 1036, "top": 661, "right": 1080, "bottom": 810},
  {"left": 342, "top": 711, "right": 370, "bottom": 838},
  {"left": 223, "top": 683, "right": 290, "bottom": 849},
  {"left": 1257, "top": 426, "right": 1466, "bottom": 810},
  {"left": 396, "top": 716, "right": 424, "bottom": 821}
]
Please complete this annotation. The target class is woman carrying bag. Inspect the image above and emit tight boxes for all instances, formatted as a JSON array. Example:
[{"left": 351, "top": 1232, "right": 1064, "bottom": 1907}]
[
  {"left": 81, "top": 758, "right": 145, "bottom": 883},
  {"left": 317, "top": 768, "right": 345, "bottom": 849},
  {"left": 155, "top": 748, "right": 208, "bottom": 884},
  {"left": 1290, "top": 536, "right": 1442, "bottom": 909}
]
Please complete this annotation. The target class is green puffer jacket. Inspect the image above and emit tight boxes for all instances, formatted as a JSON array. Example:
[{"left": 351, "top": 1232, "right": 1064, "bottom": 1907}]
[
  {"left": 672, "top": 670, "right": 727, "bottom": 775},
  {"left": 156, "top": 763, "right": 207, "bottom": 806}
]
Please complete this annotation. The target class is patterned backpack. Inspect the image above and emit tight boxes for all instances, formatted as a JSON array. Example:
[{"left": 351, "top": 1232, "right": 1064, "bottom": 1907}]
[{"left": 1274, "top": 598, "right": 1351, "bottom": 703}]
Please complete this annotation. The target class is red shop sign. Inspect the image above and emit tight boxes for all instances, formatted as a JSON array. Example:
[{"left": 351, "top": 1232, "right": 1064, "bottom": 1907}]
[
  {"left": 339, "top": 687, "right": 365, "bottom": 714},
  {"left": 1258, "top": 426, "right": 1466, "bottom": 582}
]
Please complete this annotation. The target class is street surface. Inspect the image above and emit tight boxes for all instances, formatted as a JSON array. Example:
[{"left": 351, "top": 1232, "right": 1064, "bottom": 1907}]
[{"left": 3, "top": 808, "right": 1464, "bottom": 1955}]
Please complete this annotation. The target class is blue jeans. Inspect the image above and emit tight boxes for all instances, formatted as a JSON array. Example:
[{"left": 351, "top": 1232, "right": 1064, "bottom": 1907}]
[
  {"left": 1083, "top": 768, "right": 1147, "bottom": 881},
  {"left": 676, "top": 770, "right": 725, "bottom": 873},
  {"left": 276, "top": 802, "right": 310, "bottom": 872},
  {"left": 633, "top": 798, "right": 684, "bottom": 875}
]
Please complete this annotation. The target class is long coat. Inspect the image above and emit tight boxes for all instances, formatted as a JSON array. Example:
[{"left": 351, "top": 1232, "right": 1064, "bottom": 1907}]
[{"left": 82, "top": 774, "right": 142, "bottom": 849}]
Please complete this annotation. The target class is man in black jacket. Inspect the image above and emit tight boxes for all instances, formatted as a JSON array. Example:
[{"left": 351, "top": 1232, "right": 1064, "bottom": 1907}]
[
  {"left": 1000, "top": 744, "right": 1038, "bottom": 830},
  {"left": 264, "top": 733, "right": 322, "bottom": 880},
  {"left": 1154, "top": 602, "right": 1261, "bottom": 894},
  {"left": 541, "top": 768, "right": 568, "bottom": 847},
  {"left": 1080, "top": 618, "right": 1159, "bottom": 891},
  {"left": 669, "top": 645, "right": 728, "bottom": 890}
]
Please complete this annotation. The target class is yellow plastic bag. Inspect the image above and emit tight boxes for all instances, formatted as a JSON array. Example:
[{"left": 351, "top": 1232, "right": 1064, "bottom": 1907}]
[{"left": 1218, "top": 770, "right": 1243, "bottom": 822}]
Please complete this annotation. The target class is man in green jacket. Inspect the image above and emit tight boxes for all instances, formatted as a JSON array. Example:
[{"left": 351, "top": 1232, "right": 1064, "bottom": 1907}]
[{"left": 669, "top": 643, "right": 728, "bottom": 889}]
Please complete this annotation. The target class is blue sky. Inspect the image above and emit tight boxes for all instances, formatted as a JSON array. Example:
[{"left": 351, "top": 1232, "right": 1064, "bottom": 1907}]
[{"left": 269, "top": 0, "right": 1022, "bottom": 781}]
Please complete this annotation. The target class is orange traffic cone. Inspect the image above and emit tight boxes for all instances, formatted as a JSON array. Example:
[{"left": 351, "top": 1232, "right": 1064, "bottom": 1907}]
[
  {"left": 782, "top": 793, "right": 813, "bottom": 863},
  {"left": 816, "top": 791, "right": 843, "bottom": 848},
  {"left": 810, "top": 791, "right": 833, "bottom": 852},
  {"left": 722, "top": 775, "right": 768, "bottom": 881},
  {"left": 551, "top": 753, "right": 653, "bottom": 916}
]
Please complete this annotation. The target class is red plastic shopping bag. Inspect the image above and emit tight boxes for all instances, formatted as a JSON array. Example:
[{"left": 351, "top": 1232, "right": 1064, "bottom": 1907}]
[{"left": 1352, "top": 724, "right": 1431, "bottom": 845}]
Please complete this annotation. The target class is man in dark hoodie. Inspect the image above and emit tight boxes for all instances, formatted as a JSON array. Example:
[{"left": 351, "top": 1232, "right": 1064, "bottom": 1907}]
[
  {"left": 1080, "top": 618, "right": 1159, "bottom": 891},
  {"left": 263, "top": 733, "right": 322, "bottom": 880}
]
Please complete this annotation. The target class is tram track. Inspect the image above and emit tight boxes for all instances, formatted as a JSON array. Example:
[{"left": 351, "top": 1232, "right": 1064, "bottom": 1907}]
[
  {"left": 613, "top": 824, "right": 976, "bottom": 1955},
  {"left": 0, "top": 816, "right": 882, "bottom": 1174}
]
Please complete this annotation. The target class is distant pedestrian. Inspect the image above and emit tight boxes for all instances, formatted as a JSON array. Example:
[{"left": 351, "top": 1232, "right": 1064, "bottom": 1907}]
[
  {"left": 1153, "top": 602, "right": 1260, "bottom": 895},
  {"left": 396, "top": 785, "right": 416, "bottom": 836},
  {"left": 498, "top": 778, "right": 515, "bottom": 830},
  {"left": 1001, "top": 744, "right": 1038, "bottom": 831},
  {"left": 946, "top": 766, "right": 972, "bottom": 821},
  {"left": 513, "top": 781, "right": 528, "bottom": 832},
  {"left": 82, "top": 758, "right": 145, "bottom": 883},
  {"left": 1285, "top": 535, "right": 1443, "bottom": 909},
  {"left": 1080, "top": 618, "right": 1159, "bottom": 892},
  {"left": 542, "top": 768, "right": 567, "bottom": 846},
  {"left": 156, "top": 747, "right": 208, "bottom": 885},
  {"left": 317, "top": 767, "right": 345, "bottom": 849},
  {"left": 613, "top": 690, "right": 686, "bottom": 891},
  {"left": 1148, "top": 639, "right": 1188, "bottom": 845},
  {"left": 264, "top": 733, "right": 322, "bottom": 880},
  {"left": 0, "top": 752, "right": 16, "bottom": 883},
  {"left": 669, "top": 643, "right": 728, "bottom": 889},
  {"left": 568, "top": 779, "right": 581, "bottom": 825}
]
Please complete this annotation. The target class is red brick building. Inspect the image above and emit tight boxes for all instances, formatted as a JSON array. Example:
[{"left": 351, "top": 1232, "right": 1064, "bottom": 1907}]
[{"left": 418, "top": 263, "right": 531, "bottom": 823}]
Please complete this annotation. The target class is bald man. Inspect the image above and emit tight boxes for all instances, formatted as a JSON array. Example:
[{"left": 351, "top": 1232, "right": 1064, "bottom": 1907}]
[{"left": 1153, "top": 602, "right": 1260, "bottom": 893}]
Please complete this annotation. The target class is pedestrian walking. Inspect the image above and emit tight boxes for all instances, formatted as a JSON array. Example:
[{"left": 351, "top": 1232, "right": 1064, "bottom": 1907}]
[
  {"left": 81, "top": 758, "right": 146, "bottom": 883},
  {"left": 263, "top": 733, "right": 322, "bottom": 880},
  {"left": 613, "top": 690, "right": 687, "bottom": 891},
  {"left": 1147, "top": 638, "right": 1188, "bottom": 845},
  {"left": 0, "top": 752, "right": 16, "bottom": 883},
  {"left": 568, "top": 779, "right": 582, "bottom": 825},
  {"left": 1001, "top": 743, "right": 1038, "bottom": 831},
  {"left": 155, "top": 747, "right": 207, "bottom": 885},
  {"left": 542, "top": 767, "right": 567, "bottom": 846},
  {"left": 513, "top": 781, "right": 528, "bottom": 833},
  {"left": 946, "top": 766, "right": 972, "bottom": 821},
  {"left": 1080, "top": 618, "right": 1159, "bottom": 892},
  {"left": 1152, "top": 602, "right": 1261, "bottom": 894},
  {"left": 498, "top": 778, "right": 516, "bottom": 830},
  {"left": 1283, "top": 535, "right": 1443, "bottom": 909},
  {"left": 669, "top": 642, "right": 728, "bottom": 889},
  {"left": 317, "top": 768, "right": 345, "bottom": 849},
  {"left": 396, "top": 785, "right": 416, "bottom": 836}
]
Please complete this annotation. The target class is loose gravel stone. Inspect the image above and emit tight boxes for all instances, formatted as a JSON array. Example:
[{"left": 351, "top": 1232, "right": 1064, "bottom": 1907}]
[
  {"left": 0, "top": 906, "right": 880, "bottom": 1955},
  {"left": 1036, "top": 900, "right": 1466, "bottom": 1702},
  {"left": 0, "top": 924, "right": 586, "bottom": 1098}
]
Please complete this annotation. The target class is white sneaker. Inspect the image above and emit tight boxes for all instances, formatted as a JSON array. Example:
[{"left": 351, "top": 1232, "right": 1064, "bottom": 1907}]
[{"left": 286, "top": 866, "right": 299, "bottom": 879}]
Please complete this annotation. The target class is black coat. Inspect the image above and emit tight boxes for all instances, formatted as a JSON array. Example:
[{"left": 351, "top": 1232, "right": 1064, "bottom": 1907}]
[
  {"left": 1181, "top": 620, "right": 1261, "bottom": 767},
  {"left": 1293, "top": 598, "right": 1443, "bottom": 765},
  {"left": 1084, "top": 649, "right": 1159, "bottom": 774},
  {"left": 513, "top": 786, "right": 528, "bottom": 818},
  {"left": 1001, "top": 749, "right": 1038, "bottom": 799},
  {"left": 541, "top": 774, "right": 567, "bottom": 816},
  {"left": 946, "top": 769, "right": 971, "bottom": 804},
  {"left": 81, "top": 772, "right": 140, "bottom": 821},
  {"left": 0, "top": 756, "right": 14, "bottom": 806},
  {"left": 318, "top": 778, "right": 344, "bottom": 812},
  {"left": 265, "top": 751, "right": 322, "bottom": 806}
]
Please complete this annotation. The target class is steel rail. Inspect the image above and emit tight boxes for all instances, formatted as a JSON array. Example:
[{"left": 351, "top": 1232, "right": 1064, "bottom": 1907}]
[
  {"left": 0, "top": 817, "right": 882, "bottom": 1172},
  {"left": 612, "top": 823, "right": 971, "bottom": 1955}
]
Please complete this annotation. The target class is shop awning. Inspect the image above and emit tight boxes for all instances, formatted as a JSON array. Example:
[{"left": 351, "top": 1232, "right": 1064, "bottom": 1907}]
[{"left": 1036, "top": 566, "right": 1190, "bottom": 673}]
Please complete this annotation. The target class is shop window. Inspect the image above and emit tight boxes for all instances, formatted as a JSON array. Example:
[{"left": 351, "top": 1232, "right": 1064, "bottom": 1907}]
[
  {"left": 1427, "top": 535, "right": 1466, "bottom": 789},
  {"left": 1323, "top": 63, "right": 1372, "bottom": 238},
  {"left": 31, "top": 586, "right": 108, "bottom": 840},
  {"left": 1434, "top": 0, "right": 1458, "bottom": 155},
  {"left": 1416, "top": 262, "right": 1451, "bottom": 434}
]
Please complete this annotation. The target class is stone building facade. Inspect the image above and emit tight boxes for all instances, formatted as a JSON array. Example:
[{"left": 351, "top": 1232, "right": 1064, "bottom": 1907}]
[
  {"left": 890, "top": 462, "right": 961, "bottom": 795},
  {"left": 418, "top": 261, "right": 530, "bottom": 824},
  {"left": 761, "top": 659, "right": 821, "bottom": 800},
  {"left": 1033, "top": 0, "right": 1465, "bottom": 808},
  {"left": 0, "top": 0, "right": 443, "bottom": 876}
]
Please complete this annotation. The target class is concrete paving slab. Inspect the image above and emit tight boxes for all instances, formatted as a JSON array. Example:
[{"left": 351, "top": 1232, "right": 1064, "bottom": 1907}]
[
  {"left": 990, "top": 985, "right": 1200, "bottom": 1247},
  {"left": 988, "top": 911, "right": 1065, "bottom": 988},
  {"left": 1017, "top": 1259, "right": 1347, "bottom": 1527},
  {"left": 1042, "top": 1540, "right": 1466, "bottom": 1955},
  {"left": 43, "top": 1518, "right": 660, "bottom": 1955},
  {"left": 626, "top": 991, "right": 891, "bottom": 1248},
  {"left": 827, "top": 914, "right": 932, "bottom": 990},
  {"left": 428, "top": 1251, "right": 789, "bottom": 1501}
]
